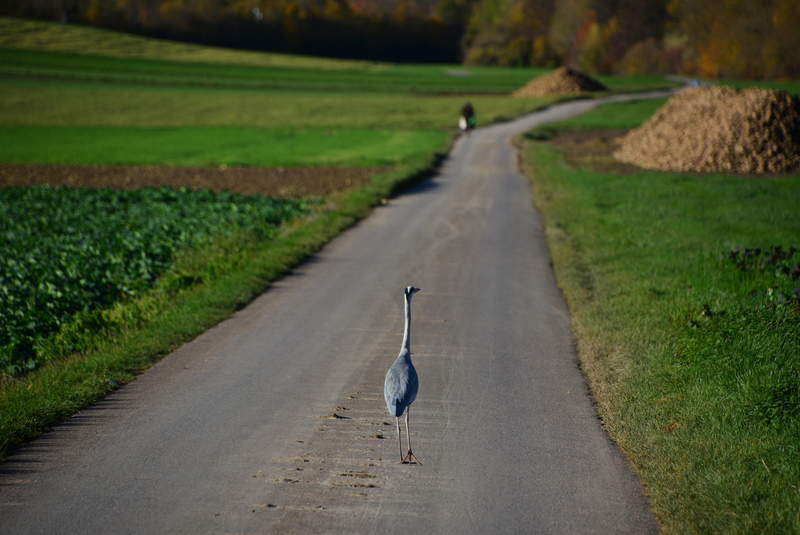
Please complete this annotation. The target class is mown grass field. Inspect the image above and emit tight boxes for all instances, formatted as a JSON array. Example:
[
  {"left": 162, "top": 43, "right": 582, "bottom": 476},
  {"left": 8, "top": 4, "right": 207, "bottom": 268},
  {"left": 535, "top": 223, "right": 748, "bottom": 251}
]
[
  {"left": 0, "top": 125, "right": 449, "bottom": 166},
  {"left": 521, "top": 98, "right": 800, "bottom": 534}
]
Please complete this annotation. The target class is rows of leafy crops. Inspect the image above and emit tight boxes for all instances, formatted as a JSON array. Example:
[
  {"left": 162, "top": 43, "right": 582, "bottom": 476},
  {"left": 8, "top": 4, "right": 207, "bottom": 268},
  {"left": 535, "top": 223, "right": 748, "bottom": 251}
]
[{"left": 0, "top": 185, "right": 316, "bottom": 375}]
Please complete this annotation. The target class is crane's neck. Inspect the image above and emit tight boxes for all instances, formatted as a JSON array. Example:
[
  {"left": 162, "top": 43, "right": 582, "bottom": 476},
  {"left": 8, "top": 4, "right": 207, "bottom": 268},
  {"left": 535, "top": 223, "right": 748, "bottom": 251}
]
[{"left": 401, "top": 297, "right": 412, "bottom": 357}]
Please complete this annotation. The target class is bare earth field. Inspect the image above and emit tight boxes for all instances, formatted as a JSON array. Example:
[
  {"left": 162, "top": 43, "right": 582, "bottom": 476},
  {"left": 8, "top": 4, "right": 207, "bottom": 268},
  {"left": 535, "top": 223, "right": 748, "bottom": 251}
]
[
  {"left": 0, "top": 163, "right": 389, "bottom": 197},
  {"left": 546, "top": 128, "right": 640, "bottom": 173}
]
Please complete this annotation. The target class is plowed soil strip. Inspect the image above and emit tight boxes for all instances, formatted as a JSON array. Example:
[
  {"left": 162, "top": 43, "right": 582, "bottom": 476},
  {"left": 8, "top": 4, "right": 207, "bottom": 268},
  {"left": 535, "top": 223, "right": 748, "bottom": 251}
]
[{"left": 0, "top": 163, "right": 390, "bottom": 197}]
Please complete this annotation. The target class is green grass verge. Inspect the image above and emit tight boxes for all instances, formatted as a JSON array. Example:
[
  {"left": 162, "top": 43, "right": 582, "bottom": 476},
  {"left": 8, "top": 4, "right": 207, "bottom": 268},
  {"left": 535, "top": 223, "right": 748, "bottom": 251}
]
[
  {"left": 550, "top": 97, "right": 671, "bottom": 129},
  {"left": 521, "top": 106, "right": 800, "bottom": 532},
  {"left": 0, "top": 125, "right": 449, "bottom": 166},
  {"left": 716, "top": 79, "right": 800, "bottom": 96},
  {"left": 0, "top": 141, "right": 450, "bottom": 457}
]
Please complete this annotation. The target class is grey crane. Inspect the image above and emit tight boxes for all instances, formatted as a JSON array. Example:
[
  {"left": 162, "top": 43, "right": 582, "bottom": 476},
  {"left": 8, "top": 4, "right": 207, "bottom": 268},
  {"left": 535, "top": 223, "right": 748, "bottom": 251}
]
[{"left": 384, "top": 286, "right": 422, "bottom": 465}]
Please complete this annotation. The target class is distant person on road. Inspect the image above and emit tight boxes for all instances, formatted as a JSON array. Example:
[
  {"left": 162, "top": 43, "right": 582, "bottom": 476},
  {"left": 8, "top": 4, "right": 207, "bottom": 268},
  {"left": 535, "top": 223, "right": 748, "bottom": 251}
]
[{"left": 460, "top": 101, "right": 475, "bottom": 134}]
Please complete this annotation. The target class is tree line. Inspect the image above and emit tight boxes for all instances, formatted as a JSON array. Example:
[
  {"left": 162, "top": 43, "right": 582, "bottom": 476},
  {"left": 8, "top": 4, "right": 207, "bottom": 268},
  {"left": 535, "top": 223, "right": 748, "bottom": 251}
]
[
  {"left": 3, "top": 0, "right": 798, "bottom": 78},
  {"left": 461, "top": 0, "right": 799, "bottom": 79},
  {"left": 3, "top": 0, "right": 463, "bottom": 63}
]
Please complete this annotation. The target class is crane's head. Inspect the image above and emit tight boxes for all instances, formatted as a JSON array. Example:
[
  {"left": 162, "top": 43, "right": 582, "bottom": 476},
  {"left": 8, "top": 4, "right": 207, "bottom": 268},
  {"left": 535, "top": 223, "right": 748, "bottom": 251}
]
[{"left": 405, "top": 286, "right": 420, "bottom": 300}]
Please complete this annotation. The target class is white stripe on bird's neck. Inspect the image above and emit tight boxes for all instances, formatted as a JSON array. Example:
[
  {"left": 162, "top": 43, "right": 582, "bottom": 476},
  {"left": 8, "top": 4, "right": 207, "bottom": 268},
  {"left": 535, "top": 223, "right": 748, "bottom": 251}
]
[{"left": 400, "top": 297, "right": 412, "bottom": 357}]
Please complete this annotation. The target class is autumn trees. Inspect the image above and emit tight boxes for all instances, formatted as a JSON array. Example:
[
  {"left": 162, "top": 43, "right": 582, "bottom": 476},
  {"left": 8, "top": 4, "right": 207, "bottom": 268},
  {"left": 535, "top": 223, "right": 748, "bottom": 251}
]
[
  {"left": 462, "top": 0, "right": 799, "bottom": 79},
  {"left": 668, "top": 0, "right": 800, "bottom": 79},
  {"left": 2, "top": 0, "right": 797, "bottom": 78},
  {"left": 3, "top": 0, "right": 462, "bottom": 62}
]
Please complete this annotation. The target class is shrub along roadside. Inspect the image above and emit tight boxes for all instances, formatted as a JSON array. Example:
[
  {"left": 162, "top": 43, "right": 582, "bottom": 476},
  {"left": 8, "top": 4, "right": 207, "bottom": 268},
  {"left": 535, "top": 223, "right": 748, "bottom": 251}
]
[
  {"left": 519, "top": 132, "right": 800, "bottom": 533},
  {"left": 0, "top": 143, "right": 449, "bottom": 458}
]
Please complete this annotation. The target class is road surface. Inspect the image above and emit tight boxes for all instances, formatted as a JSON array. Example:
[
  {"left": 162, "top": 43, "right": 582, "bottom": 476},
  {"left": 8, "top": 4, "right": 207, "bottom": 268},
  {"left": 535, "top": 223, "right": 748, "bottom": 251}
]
[{"left": 1, "top": 93, "right": 672, "bottom": 534}]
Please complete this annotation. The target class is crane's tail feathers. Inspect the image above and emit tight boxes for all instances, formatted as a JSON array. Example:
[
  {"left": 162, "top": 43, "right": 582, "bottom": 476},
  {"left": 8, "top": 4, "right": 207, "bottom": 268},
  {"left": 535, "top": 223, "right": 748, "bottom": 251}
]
[{"left": 388, "top": 397, "right": 404, "bottom": 417}]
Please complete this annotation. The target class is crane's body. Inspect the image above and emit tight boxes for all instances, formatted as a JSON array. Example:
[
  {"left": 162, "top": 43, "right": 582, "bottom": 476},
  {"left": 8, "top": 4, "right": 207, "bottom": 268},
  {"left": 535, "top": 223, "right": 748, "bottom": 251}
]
[
  {"left": 384, "top": 344, "right": 418, "bottom": 419},
  {"left": 384, "top": 286, "right": 422, "bottom": 465}
]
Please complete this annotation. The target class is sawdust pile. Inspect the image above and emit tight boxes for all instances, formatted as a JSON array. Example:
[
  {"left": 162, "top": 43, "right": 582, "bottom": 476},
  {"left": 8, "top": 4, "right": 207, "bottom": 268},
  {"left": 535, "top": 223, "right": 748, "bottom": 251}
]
[
  {"left": 614, "top": 86, "right": 800, "bottom": 174},
  {"left": 513, "top": 67, "right": 608, "bottom": 97}
]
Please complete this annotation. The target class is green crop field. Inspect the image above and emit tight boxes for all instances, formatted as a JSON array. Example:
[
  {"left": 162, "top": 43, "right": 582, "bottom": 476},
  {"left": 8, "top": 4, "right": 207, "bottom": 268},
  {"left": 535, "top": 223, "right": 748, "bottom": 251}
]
[
  {"left": 521, "top": 99, "right": 800, "bottom": 533},
  {"left": 1, "top": 185, "right": 316, "bottom": 374}
]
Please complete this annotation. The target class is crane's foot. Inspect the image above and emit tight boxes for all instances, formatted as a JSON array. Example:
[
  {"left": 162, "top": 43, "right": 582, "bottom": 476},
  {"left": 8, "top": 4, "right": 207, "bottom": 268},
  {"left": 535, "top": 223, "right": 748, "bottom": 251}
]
[{"left": 400, "top": 449, "right": 422, "bottom": 466}]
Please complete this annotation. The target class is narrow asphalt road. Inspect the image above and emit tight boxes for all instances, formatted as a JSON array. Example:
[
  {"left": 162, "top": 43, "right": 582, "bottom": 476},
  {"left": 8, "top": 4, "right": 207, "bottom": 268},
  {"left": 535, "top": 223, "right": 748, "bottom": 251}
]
[{"left": 1, "top": 93, "right": 673, "bottom": 534}]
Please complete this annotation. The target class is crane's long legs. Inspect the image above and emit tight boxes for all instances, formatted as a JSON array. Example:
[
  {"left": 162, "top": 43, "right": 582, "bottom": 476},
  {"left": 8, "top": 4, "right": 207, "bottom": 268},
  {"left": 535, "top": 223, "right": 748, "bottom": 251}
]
[
  {"left": 399, "top": 407, "right": 422, "bottom": 465},
  {"left": 395, "top": 416, "right": 403, "bottom": 461}
]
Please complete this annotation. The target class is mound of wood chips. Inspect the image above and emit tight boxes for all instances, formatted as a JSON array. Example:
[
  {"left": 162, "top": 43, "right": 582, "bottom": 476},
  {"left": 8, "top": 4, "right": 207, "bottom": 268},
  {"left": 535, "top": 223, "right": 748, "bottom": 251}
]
[
  {"left": 513, "top": 67, "right": 608, "bottom": 97},
  {"left": 614, "top": 86, "right": 800, "bottom": 174}
]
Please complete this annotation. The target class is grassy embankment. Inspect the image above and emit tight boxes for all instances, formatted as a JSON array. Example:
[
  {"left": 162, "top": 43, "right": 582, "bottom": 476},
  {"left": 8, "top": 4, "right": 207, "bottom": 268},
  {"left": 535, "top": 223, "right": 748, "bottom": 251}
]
[{"left": 521, "top": 95, "right": 800, "bottom": 533}]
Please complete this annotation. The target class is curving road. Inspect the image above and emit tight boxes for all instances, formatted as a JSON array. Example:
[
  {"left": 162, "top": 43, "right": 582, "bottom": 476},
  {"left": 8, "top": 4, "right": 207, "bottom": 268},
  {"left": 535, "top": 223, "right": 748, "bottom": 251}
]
[{"left": 1, "top": 93, "right": 672, "bottom": 534}]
